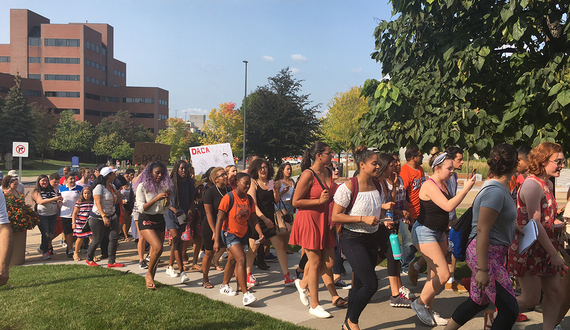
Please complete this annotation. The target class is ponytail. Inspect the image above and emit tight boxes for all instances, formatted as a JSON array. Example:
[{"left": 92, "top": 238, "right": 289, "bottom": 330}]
[{"left": 301, "top": 142, "right": 329, "bottom": 171}]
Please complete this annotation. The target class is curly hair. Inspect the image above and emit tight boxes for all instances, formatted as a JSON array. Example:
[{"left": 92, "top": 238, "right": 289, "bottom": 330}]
[
  {"left": 133, "top": 161, "right": 173, "bottom": 194},
  {"left": 527, "top": 142, "right": 564, "bottom": 176},
  {"left": 249, "top": 158, "right": 274, "bottom": 180}
]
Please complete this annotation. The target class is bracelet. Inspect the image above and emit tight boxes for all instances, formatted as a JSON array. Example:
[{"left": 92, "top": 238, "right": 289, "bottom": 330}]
[{"left": 476, "top": 268, "right": 489, "bottom": 272}]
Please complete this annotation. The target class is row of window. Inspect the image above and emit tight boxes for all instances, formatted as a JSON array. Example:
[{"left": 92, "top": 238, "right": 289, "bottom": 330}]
[
  {"left": 45, "top": 74, "right": 80, "bottom": 81},
  {"left": 131, "top": 113, "right": 154, "bottom": 119},
  {"left": 123, "top": 97, "right": 154, "bottom": 104},
  {"left": 45, "top": 91, "right": 80, "bottom": 98},
  {"left": 85, "top": 59, "right": 101, "bottom": 70},
  {"left": 158, "top": 114, "right": 168, "bottom": 120},
  {"left": 85, "top": 110, "right": 118, "bottom": 118},
  {"left": 23, "top": 90, "right": 41, "bottom": 97},
  {"left": 0, "top": 56, "right": 10, "bottom": 62},
  {"left": 28, "top": 57, "right": 40, "bottom": 63},
  {"left": 159, "top": 99, "right": 168, "bottom": 106},
  {"left": 45, "top": 39, "right": 80, "bottom": 47},
  {"left": 28, "top": 74, "right": 41, "bottom": 80},
  {"left": 85, "top": 93, "right": 119, "bottom": 103},
  {"left": 85, "top": 40, "right": 100, "bottom": 53},
  {"left": 114, "top": 69, "right": 125, "bottom": 78},
  {"left": 45, "top": 57, "right": 80, "bottom": 64},
  {"left": 51, "top": 108, "right": 80, "bottom": 115},
  {"left": 85, "top": 76, "right": 100, "bottom": 85},
  {"left": 28, "top": 38, "right": 41, "bottom": 46}
]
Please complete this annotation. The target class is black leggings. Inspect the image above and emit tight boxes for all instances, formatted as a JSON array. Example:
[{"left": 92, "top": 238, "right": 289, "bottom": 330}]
[{"left": 451, "top": 281, "right": 518, "bottom": 329}]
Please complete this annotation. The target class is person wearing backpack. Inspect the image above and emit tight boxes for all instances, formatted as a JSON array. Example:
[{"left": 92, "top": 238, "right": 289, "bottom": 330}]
[
  {"left": 214, "top": 172, "right": 264, "bottom": 306},
  {"left": 445, "top": 144, "right": 520, "bottom": 330},
  {"left": 331, "top": 146, "right": 395, "bottom": 330}
]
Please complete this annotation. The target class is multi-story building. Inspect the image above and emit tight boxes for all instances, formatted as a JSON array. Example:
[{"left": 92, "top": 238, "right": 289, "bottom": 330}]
[{"left": 0, "top": 9, "right": 168, "bottom": 134}]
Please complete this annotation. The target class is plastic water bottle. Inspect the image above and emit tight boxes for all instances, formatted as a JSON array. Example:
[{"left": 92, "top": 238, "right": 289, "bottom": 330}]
[
  {"left": 386, "top": 209, "right": 393, "bottom": 219},
  {"left": 389, "top": 230, "right": 402, "bottom": 260}
]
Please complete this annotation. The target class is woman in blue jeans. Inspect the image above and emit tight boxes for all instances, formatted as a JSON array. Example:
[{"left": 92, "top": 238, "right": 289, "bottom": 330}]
[
  {"left": 331, "top": 146, "right": 395, "bottom": 330},
  {"left": 32, "top": 175, "right": 62, "bottom": 259}
]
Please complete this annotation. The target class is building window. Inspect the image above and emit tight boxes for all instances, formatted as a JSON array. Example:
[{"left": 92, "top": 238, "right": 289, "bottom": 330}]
[
  {"left": 23, "top": 90, "right": 41, "bottom": 97},
  {"left": 158, "top": 114, "right": 168, "bottom": 120},
  {"left": 102, "top": 81, "right": 107, "bottom": 86},
  {"left": 123, "top": 97, "right": 154, "bottom": 104},
  {"left": 28, "top": 57, "right": 41, "bottom": 63},
  {"left": 28, "top": 37, "right": 40, "bottom": 46},
  {"left": 130, "top": 113, "right": 155, "bottom": 119},
  {"left": 86, "top": 110, "right": 101, "bottom": 117},
  {"left": 101, "top": 96, "right": 119, "bottom": 103},
  {"left": 85, "top": 40, "right": 101, "bottom": 53},
  {"left": 159, "top": 99, "right": 168, "bottom": 106},
  {"left": 102, "top": 46, "right": 107, "bottom": 56},
  {"left": 85, "top": 59, "right": 101, "bottom": 69},
  {"left": 102, "top": 111, "right": 117, "bottom": 117},
  {"left": 85, "top": 93, "right": 101, "bottom": 101},
  {"left": 113, "top": 69, "right": 125, "bottom": 78},
  {"left": 45, "top": 57, "right": 80, "bottom": 64},
  {"left": 0, "top": 56, "right": 9, "bottom": 62},
  {"left": 45, "top": 74, "right": 80, "bottom": 81},
  {"left": 102, "top": 65, "right": 106, "bottom": 72},
  {"left": 45, "top": 91, "right": 80, "bottom": 98},
  {"left": 51, "top": 108, "right": 80, "bottom": 115},
  {"left": 85, "top": 76, "right": 100, "bottom": 85},
  {"left": 28, "top": 74, "right": 41, "bottom": 80},
  {"left": 45, "top": 39, "right": 80, "bottom": 47}
]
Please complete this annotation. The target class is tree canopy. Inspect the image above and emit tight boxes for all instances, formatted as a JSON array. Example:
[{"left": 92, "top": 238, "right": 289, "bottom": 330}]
[
  {"left": 156, "top": 117, "right": 201, "bottom": 163},
  {"left": 95, "top": 110, "right": 152, "bottom": 146},
  {"left": 200, "top": 102, "right": 243, "bottom": 157},
  {"left": 50, "top": 110, "right": 95, "bottom": 154},
  {"left": 358, "top": 0, "right": 570, "bottom": 154},
  {"left": 0, "top": 75, "right": 32, "bottom": 155},
  {"left": 244, "top": 68, "right": 320, "bottom": 163}
]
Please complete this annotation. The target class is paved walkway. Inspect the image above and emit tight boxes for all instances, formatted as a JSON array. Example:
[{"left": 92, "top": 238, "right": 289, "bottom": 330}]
[{"left": 13, "top": 178, "right": 570, "bottom": 329}]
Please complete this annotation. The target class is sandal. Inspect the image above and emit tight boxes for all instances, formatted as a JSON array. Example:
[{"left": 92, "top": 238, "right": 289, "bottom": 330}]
[
  {"left": 333, "top": 297, "right": 348, "bottom": 308},
  {"left": 484, "top": 310, "right": 495, "bottom": 330},
  {"left": 202, "top": 281, "right": 214, "bottom": 289},
  {"left": 73, "top": 253, "right": 81, "bottom": 261}
]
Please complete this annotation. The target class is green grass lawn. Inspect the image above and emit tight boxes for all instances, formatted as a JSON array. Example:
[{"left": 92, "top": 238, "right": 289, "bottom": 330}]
[
  {"left": 0, "top": 265, "right": 309, "bottom": 330},
  {"left": 2, "top": 158, "right": 99, "bottom": 178}
]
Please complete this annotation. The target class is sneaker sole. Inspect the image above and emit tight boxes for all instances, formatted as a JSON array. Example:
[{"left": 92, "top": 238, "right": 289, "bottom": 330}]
[
  {"left": 309, "top": 309, "right": 331, "bottom": 318},
  {"left": 411, "top": 302, "right": 435, "bottom": 326},
  {"left": 243, "top": 297, "right": 257, "bottom": 306}
]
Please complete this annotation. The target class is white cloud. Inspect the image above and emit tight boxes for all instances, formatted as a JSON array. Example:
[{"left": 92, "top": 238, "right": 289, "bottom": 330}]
[
  {"left": 289, "top": 68, "right": 300, "bottom": 74},
  {"left": 290, "top": 54, "right": 307, "bottom": 62},
  {"left": 179, "top": 108, "right": 210, "bottom": 115},
  {"left": 261, "top": 55, "right": 274, "bottom": 62},
  {"left": 351, "top": 67, "right": 362, "bottom": 73}
]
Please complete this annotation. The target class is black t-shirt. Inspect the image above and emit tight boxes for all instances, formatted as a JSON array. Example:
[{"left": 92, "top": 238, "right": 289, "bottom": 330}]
[
  {"left": 203, "top": 185, "right": 232, "bottom": 223},
  {"left": 175, "top": 178, "right": 197, "bottom": 212}
]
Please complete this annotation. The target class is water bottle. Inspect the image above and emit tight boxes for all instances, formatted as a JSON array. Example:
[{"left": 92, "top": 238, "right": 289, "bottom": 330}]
[
  {"left": 389, "top": 230, "right": 402, "bottom": 260},
  {"left": 386, "top": 209, "right": 393, "bottom": 219}
]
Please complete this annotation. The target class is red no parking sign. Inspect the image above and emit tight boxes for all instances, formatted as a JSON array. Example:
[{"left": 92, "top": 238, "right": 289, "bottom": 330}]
[{"left": 12, "top": 142, "right": 29, "bottom": 157}]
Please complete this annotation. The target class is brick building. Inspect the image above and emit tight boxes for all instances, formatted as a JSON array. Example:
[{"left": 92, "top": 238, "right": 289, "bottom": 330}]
[{"left": 0, "top": 9, "right": 168, "bottom": 134}]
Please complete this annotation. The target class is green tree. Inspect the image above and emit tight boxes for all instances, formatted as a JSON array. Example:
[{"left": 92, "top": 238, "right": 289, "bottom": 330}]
[
  {"left": 322, "top": 86, "right": 369, "bottom": 171},
  {"left": 0, "top": 75, "right": 32, "bottom": 155},
  {"left": 95, "top": 110, "right": 152, "bottom": 146},
  {"left": 201, "top": 102, "right": 243, "bottom": 157},
  {"left": 92, "top": 132, "right": 121, "bottom": 158},
  {"left": 358, "top": 0, "right": 570, "bottom": 154},
  {"left": 155, "top": 117, "right": 197, "bottom": 163},
  {"left": 30, "top": 105, "right": 58, "bottom": 161},
  {"left": 111, "top": 141, "right": 134, "bottom": 160},
  {"left": 244, "top": 68, "right": 320, "bottom": 163},
  {"left": 51, "top": 110, "right": 95, "bottom": 154}
]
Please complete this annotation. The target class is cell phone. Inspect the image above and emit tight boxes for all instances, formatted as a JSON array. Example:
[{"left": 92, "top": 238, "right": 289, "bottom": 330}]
[{"left": 470, "top": 168, "right": 477, "bottom": 179}]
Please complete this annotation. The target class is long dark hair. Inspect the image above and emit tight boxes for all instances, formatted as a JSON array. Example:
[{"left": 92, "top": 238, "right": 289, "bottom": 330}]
[
  {"left": 275, "top": 163, "right": 292, "bottom": 182},
  {"left": 170, "top": 160, "right": 188, "bottom": 208},
  {"left": 34, "top": 174, "right": 53, "bottom": 193},
  {"left": 301, "top": 142, "right": 329, "bottom": 171}
]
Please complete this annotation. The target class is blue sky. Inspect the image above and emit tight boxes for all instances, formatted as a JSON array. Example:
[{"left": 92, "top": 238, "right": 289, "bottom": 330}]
[{"left": 0, "top": 0, "right": 394, "bottom": 118}]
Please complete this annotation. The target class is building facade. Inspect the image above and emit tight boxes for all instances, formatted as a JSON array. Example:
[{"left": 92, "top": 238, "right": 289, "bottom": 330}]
[{"left": 0, "top": 9, "right": 168, "bottom": 134}]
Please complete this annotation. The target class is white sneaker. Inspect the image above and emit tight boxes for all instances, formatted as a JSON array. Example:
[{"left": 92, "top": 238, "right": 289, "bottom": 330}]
[
  {"left": 242, "top": 291, "right": 257, "bottom": 306},
  {"left": 295, "top": 279, "right": 309, "bottom": 306},
  {"left": 431, "top": 310, "right": 448, "bottom": 326},
  {"left": 219, "top": 251, "right": 228, "bottom": 261},
  {"left": 180, "top": 271, "right": 189, "bottom": 283},
  {"left": 198, "top": 250, "right": 205, "bottom": 259},
  {"left": 166, "top": 266, "right": 179, "bottom": 278},
  {"left": 219, "top": 284, "right": 238, "bottom": 296},
  {"left": 309, "top": 305, "right": 331, "bottom": 318},
  {"left": 399, "top": 286, "right": 416, "bottom": 300}
]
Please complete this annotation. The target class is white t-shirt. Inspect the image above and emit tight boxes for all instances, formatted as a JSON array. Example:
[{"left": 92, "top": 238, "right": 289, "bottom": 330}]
[
  {"left": 91, "top": 184, "right": 117, "bottom": 217},
  {"left": 334, "top": 183, "right": 385, "bottom": 234},
  {"left": 0, "top": 191, "right": 9, "bottom": 225},
  {"left": 59, "top": 185, "right": 82, "bottom": 218}
]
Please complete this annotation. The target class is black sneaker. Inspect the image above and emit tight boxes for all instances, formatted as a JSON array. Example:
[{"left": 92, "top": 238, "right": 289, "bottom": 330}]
[
  {"left": 390, "top": 293, "right": 412, "bottom": 308},
  {"left": 139, "top": 260, "right": 149, "bottom": 269},
  {"left": 67, "top": 251, "right": 74, "bottom": 258}
]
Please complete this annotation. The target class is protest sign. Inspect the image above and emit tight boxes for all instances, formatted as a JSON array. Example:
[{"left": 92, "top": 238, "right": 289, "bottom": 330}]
[
  {"left": 190, "top": 143, "right": 235, "bottom": 175},
  {"left": 133, "top": 142, "right": 171, "bottom": 164}
]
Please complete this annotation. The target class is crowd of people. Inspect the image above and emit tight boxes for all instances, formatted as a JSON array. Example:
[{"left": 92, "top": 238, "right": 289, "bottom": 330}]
[{"left": 1, "top": 140, "right": 570, "bottom": 329}]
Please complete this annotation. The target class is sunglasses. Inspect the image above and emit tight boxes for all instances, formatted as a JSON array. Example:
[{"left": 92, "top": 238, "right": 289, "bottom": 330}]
[{"left": 550, "top": 159, "right": 566, "bottom": 167}]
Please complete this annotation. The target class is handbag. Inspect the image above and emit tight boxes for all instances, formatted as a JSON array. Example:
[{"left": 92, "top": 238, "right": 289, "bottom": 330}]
[
  {"left": 177, "top": 212, "right": 187, "bottom": 225},
  {"left": 274, "top": 200, "right": 292, "bottom": 236}
]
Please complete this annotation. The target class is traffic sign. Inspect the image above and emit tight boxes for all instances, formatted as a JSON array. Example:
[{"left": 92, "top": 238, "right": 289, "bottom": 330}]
[{"left": 12, "top": 142, "right": 29, "bottom": 158}]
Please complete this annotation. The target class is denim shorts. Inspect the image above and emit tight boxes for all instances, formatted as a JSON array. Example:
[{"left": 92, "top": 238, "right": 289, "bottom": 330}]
[
  {"left": 412, "top": 221, "right": 447, "bottom": 245},
  {"left": 221, "top": 230, "right": 248, "bottom": 248}
]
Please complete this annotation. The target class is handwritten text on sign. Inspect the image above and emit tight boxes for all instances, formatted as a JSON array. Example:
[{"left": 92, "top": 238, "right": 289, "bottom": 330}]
[
  {"left": 189, "top": 143, "right": 234, "bottom": 175},
  {"left": 133, "top": 142, "right": 171, "bottom": 164}
]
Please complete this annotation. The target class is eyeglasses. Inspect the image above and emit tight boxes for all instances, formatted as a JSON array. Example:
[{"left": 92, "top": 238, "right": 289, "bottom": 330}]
[
  {"left": 321, "top": 152, "right": 333, "bottom": 156},
  {"left": 549, "top": 159, "right": 566, "bottom": 166},
  {"left": 217, "top": 173, "right": 228, "bottom": 178},
  {"left": 260, "top": 166, "right": 268, "bottom": 170}
]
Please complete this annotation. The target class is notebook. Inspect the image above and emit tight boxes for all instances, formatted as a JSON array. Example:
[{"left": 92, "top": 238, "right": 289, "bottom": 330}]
[{"left": 518, "top": 219, "right": 538, "bottom": 254}]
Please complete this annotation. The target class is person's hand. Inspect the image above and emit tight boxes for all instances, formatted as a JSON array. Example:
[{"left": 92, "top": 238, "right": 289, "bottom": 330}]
[
  {"left": 283, "top": 185, "right": 290, "bottom": 193},
  {"left": 72, "top": 223, "right": 76, "bottom": 230},
  {"left": 318, "top": 190, "right": 329, "bottom": 204},
  {"left": 515, "top": 225, "right": 525, "bottom": 235},
  {"left": 382, "top": 202, "right": 395, "bottom": 210},
  {"left": 550, "top": 255, "right": 568, "bottom": 274},
  {"left": 464, "top": 175, "right": 476, "bottom": 191},
  {"left": 264, "top": 217, "right": 274, "bottom": 228},
  {"left": 402, "top": 210, "right": 411, "bottom": 220},
  {"left": 103, "top": 217, "right": 110, "bottom": 227},
  {"left": 55, "top": 196, "right": 63, "bottom": 203},
  {"left": 213, "top": 241, "right": 219, "bottom": 252},
  {"left": 383, "top": 220, "right": 395, "bottom": 229},
  {"left": 123, "top": 200, "right": 127, "bottom": 204},
  {"left": 362, "top": 216, "right": 380, "bottom": 226},
  {"left": 475, "top": 269, "right": 489, "bottom": 292}
]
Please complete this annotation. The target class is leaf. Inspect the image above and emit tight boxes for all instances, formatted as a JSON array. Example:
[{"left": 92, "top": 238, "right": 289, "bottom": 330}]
[
  {"left": 513, "top": 18, "right": 527, "bottom": 41},
  {"left": 389, "top": 86, "right": 400, "bottom": 100},
  {"left": 556, "top": 90, "right": 570, "bottom": 107},
  {"left": 478, "top": 46, "right": 490, "bottom": 57},
  {"left": 549, "top": 83, "right": 562, "bottom": 96},
  {"left": 522, "top": 124, "right": 534, "bottom": 137},
  {"left": 475, "top": 139, "right": 487, "bottom": 151},
  {"left": 443, "top": 47, "right": 454, "bottom": 61}
]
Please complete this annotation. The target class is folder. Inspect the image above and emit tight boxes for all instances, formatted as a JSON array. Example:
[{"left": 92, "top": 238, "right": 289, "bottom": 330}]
[{"left": 518, "top": 218, "right": 539, "bottom": 254}]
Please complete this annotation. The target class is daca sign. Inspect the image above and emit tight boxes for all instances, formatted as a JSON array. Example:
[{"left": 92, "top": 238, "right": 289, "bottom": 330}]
[
  {"left": 133, "top": 142, "right": 171, "bottom": 164},
  {"left": 190, "top": 143, "right": 235, "bottom": 175}
]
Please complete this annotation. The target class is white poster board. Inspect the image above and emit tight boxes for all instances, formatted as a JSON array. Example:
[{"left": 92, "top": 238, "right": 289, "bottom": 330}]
[{"left": 190, "top": 143, "right": 235, "bottom": 176}]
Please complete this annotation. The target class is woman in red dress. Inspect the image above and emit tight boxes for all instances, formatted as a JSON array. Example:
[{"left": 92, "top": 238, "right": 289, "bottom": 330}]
[
  {"left": 290, "top": 141, "right": 336, "bottom": 318},
  {"left": 507, "top": 142, "right": 567, "bottom": 330}
]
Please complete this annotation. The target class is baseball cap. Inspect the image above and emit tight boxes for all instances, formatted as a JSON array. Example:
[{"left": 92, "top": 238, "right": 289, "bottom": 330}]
[
  {"left": 99, "top": 167, "right": 118, "bottom": 177},
  {"left": 7, "top": 170, "right": 18, "bottom": 177}
]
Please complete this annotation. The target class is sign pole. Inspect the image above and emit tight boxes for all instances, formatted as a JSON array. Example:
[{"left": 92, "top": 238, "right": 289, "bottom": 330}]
[{"left": 19, "top": 157, "right": 22, "bottom": 180}]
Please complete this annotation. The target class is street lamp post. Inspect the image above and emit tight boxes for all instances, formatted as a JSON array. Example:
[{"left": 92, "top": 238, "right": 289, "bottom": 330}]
[{"left": 242, "top": 60, "right": 248, "bottom": 170}]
